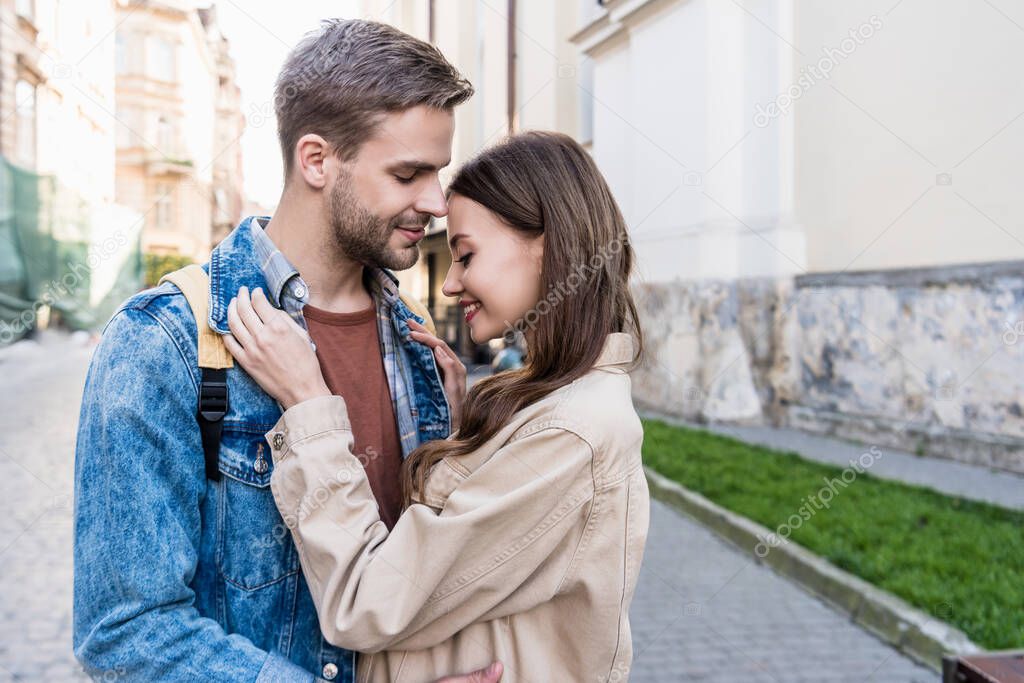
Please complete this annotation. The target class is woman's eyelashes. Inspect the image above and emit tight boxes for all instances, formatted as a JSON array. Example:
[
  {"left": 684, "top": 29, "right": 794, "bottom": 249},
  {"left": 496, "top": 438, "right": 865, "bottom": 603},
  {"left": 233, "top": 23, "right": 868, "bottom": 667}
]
[{"left": 456, "top": 252, "right": 473, "bottom": 266}]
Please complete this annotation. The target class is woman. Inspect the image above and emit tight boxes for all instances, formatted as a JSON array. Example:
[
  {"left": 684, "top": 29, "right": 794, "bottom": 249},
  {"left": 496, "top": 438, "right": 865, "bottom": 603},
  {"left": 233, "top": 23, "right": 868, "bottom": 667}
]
[{"left": 226, "top": 132, "right": 650, "bottom": 682}]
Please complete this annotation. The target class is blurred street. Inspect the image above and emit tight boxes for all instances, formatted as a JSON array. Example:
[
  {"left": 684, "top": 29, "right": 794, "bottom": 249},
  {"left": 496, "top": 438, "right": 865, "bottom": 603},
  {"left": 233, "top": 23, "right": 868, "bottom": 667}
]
[{"left": 0, "top": 332, "right": 938, "bottom": 682}]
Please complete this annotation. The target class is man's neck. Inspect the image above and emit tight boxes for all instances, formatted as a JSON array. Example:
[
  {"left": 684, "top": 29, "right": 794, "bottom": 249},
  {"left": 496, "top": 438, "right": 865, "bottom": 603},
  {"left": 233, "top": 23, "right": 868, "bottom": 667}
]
[{"left": 264, "top": 193, "right": 372, "bottom": 313}]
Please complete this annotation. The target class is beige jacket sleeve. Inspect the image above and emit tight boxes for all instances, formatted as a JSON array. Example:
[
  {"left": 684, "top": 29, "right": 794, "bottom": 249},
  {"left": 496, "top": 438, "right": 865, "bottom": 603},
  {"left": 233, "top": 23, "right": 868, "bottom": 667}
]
[{"left": 267, "top": 395, "right": 596, "bottom": 653}]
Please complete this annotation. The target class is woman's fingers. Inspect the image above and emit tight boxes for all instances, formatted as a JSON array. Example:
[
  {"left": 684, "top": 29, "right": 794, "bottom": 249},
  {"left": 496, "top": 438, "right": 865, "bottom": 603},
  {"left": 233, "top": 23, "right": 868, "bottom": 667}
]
[
  {"left": 235, "top": 286, "right": 265, "bottom": 335},
  {"left": 252, "top": 286, "right": 306, "bottom": 339},
  {"left": 223, "top": 332, "right": 247, "bottom": 362},
  {"left": 406, "top": 322, "right": 467, "bottom": 399},
  {"left": 408, "top": 329, "right": 441, "bottom": 349},
  {"left": 250, "top": 287, "right": 277, "bottom": 323},
  {"left": 409, "top": 331, "right": 464, "bottom": 374},
  {"left": 227, "top": 297, "right": 255, "bottom": 349}
]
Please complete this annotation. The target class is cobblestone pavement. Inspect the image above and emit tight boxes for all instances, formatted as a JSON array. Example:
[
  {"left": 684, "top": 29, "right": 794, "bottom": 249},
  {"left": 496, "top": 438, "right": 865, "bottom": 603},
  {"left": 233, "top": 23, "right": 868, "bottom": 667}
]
[
  {"left": 629, "top": 500, "right": 936, "bottom": 683},
  {"left": 0, "top": 332, "right": 94, "bottom": 681},
  {"left": 0, "top": 334, "right": 936, "bottom": 681}
]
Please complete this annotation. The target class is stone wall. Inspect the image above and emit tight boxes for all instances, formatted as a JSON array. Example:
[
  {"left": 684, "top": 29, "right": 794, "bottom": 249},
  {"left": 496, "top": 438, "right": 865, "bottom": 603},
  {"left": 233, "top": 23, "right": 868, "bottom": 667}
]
[{"left": 631, "top": 261, "right": 1024, "bottom": 474}]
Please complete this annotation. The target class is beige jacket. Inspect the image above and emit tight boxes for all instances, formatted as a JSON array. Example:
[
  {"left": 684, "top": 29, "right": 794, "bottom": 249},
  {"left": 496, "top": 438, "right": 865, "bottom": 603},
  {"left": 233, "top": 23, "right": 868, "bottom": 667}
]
[{"left": 267, "top": 333, "right": 649, "bottom": 683}]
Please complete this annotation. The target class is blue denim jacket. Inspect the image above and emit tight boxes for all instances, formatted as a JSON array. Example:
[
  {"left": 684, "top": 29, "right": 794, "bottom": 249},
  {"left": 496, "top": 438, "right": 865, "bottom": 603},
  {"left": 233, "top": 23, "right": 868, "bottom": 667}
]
[{"left": 73, "top": 218, "right": 451, "bottom": 682}]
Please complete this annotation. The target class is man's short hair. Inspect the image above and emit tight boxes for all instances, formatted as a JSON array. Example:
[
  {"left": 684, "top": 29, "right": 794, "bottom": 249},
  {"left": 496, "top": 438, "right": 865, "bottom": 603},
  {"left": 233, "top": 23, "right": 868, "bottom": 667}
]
[{"left": 274, "top": 19, "right": 473, "bottom": 179}]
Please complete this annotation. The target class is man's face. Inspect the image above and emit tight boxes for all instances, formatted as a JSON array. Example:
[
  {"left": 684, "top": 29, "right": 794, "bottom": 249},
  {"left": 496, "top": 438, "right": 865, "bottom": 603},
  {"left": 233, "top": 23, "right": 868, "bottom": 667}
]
[{"left": 328, "top": 105, "right": 455, "bottom": 271}]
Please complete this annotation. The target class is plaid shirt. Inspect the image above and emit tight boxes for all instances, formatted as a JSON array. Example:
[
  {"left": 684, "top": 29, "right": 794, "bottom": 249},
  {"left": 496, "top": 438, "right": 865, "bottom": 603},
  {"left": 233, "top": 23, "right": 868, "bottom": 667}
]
[{"left": 248, "top": 216, "right": 423, "bottom": 457}]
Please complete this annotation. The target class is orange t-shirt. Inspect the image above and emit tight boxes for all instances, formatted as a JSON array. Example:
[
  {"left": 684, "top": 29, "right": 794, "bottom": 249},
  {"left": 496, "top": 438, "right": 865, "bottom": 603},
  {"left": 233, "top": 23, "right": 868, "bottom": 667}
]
[{"left": 303, "top": 302, "right": 404, "bottom": 530}]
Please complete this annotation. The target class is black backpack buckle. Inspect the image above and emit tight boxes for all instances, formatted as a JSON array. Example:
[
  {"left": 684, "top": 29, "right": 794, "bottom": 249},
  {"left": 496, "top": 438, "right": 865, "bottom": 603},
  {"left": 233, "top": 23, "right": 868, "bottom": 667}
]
[{"left": 198, "top": 368, "right": 228, "bottom": 481}]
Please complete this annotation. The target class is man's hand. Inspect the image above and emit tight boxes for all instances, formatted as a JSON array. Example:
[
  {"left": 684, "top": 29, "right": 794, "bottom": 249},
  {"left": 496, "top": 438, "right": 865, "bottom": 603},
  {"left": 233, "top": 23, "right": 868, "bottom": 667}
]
[{"left": 434, "top": 661, "right": 503, "bottom": 683}]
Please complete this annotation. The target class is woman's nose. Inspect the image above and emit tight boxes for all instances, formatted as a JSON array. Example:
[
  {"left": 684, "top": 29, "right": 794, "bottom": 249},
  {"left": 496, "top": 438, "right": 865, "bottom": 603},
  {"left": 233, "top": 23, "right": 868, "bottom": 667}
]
[{"left": 441, "top": 266, "right": 462, "bottom": 298}]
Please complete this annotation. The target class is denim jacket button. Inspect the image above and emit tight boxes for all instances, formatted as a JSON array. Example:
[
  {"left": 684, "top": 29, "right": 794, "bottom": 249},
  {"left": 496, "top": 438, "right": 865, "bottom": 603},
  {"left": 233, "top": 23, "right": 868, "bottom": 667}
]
[{"left": 322, "top": 663, "right": 338, "bottom": 680}]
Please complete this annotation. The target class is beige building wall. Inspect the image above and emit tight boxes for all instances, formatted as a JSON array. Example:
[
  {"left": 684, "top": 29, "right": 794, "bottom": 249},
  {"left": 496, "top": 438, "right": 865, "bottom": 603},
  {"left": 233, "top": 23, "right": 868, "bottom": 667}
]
[
  {"left": 572, "top": 0, "right": 1024, "bottom": 280},
  {"left": 793, "top": 1, "right": 1024, "bottom": 272},
  {"left": 202, "top": 5, "right": 245, "bottom": 246},
  {"left": 114, "top": 0, "right": 241, "bottom": 262}
]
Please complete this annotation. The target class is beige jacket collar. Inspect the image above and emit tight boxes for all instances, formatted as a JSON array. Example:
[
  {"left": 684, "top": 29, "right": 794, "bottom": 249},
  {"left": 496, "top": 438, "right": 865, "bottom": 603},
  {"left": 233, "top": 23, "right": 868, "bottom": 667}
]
[{"left": 594, "top": 332, "right": 635, "bottom": 368}]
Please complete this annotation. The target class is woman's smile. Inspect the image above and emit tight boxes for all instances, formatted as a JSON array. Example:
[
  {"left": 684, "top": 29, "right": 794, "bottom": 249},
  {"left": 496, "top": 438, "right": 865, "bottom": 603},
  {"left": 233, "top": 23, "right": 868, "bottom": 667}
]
[{"left": 460, "top": 299, "right": 482, "bottom": 322}]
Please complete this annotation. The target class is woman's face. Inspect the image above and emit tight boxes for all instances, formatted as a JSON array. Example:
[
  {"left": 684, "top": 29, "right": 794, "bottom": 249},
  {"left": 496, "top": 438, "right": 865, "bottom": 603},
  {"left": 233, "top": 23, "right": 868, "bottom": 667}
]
[{"left": 442, "top": 193, "right": 544, "bottom": 343}]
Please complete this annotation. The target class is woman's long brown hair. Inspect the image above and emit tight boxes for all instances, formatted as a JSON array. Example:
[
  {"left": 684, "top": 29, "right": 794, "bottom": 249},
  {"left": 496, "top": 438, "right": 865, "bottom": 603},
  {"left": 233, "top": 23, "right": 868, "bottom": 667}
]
[{"left": 401, "top": 131, "right": 643, "bottom": 506}]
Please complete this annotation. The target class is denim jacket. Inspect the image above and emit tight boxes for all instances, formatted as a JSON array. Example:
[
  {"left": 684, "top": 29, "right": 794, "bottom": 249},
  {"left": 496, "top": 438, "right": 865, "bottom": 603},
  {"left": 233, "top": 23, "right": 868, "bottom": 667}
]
[{"left": 73, "top": 218, "right": 451, "bottom": 682}]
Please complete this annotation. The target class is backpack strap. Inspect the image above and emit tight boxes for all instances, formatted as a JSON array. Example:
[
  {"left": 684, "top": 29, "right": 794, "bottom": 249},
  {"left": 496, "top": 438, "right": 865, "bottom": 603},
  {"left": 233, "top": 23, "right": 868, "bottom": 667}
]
[
  {"left": 398, "top": 289, "right": 437, "bottom": 336},
  {"left": 160, "top": 265, "right": 232, "bottom": 481}
]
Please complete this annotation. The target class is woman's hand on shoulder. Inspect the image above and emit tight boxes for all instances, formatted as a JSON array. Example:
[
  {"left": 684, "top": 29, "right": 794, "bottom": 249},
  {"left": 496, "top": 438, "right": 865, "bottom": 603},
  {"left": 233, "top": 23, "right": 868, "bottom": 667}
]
[{"left": 224, "top": 286, "right": 331, "bottom": 410}]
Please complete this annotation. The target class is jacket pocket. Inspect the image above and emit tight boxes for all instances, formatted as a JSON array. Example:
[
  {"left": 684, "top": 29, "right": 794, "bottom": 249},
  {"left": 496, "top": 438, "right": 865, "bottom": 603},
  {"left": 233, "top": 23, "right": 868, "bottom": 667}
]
[{"left": 215, "top": 425, "right": 299, "bottom": 590}]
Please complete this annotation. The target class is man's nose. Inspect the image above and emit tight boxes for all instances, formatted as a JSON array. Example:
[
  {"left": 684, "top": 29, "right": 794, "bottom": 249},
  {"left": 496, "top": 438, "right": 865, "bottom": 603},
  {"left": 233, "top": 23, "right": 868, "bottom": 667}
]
[{"left": 416, "top": 177, "right": 448, "bottom": 218}]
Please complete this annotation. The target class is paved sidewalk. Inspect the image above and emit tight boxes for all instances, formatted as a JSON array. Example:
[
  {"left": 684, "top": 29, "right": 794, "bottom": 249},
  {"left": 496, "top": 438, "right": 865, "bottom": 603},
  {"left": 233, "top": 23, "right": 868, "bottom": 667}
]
[
  {"left": 629, "top": 500, "right": 935, "bottom": 682},
  {"left": 0, "top": 333, "right": 93, "bottom": 681},
  {"left": 649, "top": 414, "right": 1024, "bottom": 511}
]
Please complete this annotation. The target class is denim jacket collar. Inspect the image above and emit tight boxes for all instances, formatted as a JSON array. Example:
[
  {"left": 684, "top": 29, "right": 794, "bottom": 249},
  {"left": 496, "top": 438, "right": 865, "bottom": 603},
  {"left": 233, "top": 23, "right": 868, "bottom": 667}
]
[
  {"left": 208, "top": 217, "right": 270, "bottom": 335},
  {"left": 207, "top": 216, "right": 403, "bottom": 334}
]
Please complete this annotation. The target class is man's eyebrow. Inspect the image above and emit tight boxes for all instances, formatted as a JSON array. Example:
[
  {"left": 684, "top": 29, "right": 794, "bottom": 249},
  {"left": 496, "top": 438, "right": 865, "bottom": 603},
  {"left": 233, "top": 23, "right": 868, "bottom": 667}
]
[{"left": 389, "top": 158, "right": 452, "bottom": 172}]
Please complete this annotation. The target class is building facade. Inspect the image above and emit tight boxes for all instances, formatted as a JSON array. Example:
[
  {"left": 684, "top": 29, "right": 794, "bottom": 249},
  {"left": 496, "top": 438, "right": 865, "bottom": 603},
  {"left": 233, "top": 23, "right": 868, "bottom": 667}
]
[
  {"left": 0, "top": 0, "right": 118, "bottom": 207},
  {"left": 367, "top": 0, "right": 1024, "bottom": 472},
  {"left": 574, "top": 0, "right": 1024, "bottom": 472},
  {"left": 0, "top": 0, "right": 147, "bottom": 334},
  {"left": 114, "top": 0, "right": 242, "bottom": 262},
  {"left": 201, "top": 4, "right": 245, "bottom": 247}
]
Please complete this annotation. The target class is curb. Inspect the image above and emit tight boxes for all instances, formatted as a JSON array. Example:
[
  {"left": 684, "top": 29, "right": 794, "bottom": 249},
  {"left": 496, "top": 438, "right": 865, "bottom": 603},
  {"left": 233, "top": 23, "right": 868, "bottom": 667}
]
[{"left": 644, "top": 466, "right": 980, "bottom": 671}]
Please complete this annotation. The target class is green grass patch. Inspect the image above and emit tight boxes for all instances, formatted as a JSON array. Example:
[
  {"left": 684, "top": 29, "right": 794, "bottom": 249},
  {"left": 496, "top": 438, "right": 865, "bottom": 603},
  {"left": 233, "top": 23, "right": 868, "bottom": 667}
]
[{"left": 641, "top": 418, "right": 1024, "bottom": 649}]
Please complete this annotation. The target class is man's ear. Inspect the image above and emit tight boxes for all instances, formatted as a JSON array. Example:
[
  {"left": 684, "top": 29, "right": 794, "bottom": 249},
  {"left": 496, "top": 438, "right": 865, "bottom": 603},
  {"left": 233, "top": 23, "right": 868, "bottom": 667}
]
[{"left": 294, "top": 134, "right": 330, "bottom": 190}]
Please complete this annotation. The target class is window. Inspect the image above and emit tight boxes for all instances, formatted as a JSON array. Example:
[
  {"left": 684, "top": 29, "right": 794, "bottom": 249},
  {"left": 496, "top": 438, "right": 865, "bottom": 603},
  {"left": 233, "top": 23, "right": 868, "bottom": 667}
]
[
  {"left": 115, "top": 107, "right": 138, "bottom": 148},
  {"left": 149, "top": 37, "right": 176, "bottom": 82},
  {"left": 155, "top": 183, "right": 174, "bottom": 229},
  {"left": 157, "top": 116, "right": 175, "bottom": 156},
  {"left": 15, "top": 80, "right": 36, "bottom": 168}
]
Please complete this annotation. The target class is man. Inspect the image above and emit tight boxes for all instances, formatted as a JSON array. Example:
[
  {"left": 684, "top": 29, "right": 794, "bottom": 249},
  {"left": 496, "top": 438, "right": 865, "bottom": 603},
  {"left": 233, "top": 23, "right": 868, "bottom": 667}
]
[{"left": 74, "top": 20, "right": 497, "bottom": 682}]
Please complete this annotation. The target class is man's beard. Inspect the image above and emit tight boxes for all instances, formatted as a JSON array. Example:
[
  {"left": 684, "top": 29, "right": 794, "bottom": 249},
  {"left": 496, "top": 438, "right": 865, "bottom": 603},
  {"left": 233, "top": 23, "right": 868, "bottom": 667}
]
[{"left": 327, "top": 174, "right": 424, "bottom": 271}]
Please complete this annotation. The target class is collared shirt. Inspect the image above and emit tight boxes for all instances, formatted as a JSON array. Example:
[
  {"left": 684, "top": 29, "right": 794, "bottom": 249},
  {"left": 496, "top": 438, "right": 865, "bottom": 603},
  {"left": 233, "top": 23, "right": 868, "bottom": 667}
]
[
  {"left": 247, "top": 216, "right": 423, "bottom": 457},
  {"left": 249, "top": 216, "right": 310, "bottom": 328}
]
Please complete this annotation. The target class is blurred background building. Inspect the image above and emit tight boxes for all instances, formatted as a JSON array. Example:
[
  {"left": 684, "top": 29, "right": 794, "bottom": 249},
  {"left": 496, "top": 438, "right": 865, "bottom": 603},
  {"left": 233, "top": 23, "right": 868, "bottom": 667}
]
[
  {"left": 366, "top": 0, "right": 1024, "bottom": 473},
  {"left": 0, "top": 0, "right": 245, "bottom": 344},
  {"left": 0, "top": 0, "right": 143, "bottom": 340},
  {"left": 113, "top": 0, "right": 243, "bottom": 261}
]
